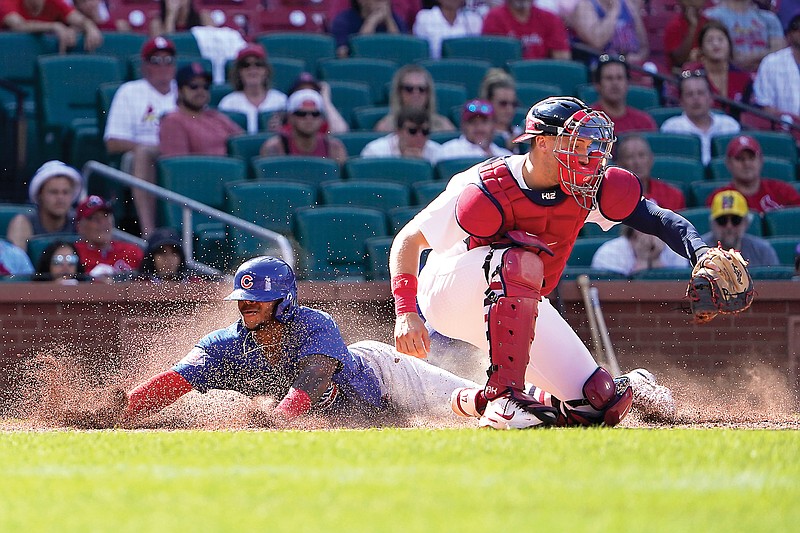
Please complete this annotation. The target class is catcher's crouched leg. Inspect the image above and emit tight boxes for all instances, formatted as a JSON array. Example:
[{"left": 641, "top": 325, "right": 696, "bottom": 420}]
[{"left": 549, "top": 367, "right": 633, "bottom": 427}]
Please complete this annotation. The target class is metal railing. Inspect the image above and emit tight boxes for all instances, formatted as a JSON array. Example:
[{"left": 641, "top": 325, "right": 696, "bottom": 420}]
[{"left": 82, "top": 160, "right": 295, "bottom": 270}]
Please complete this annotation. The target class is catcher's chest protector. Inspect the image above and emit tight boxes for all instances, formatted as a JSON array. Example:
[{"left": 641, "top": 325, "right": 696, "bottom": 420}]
[{"left": 467, "top": 159, "right": 588, "bottom": 295}]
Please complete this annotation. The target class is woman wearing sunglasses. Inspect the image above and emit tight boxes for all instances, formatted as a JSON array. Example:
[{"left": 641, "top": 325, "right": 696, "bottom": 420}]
[
  {"left": 374, "top": 64, "right": 455, "bottom": 133},
  {"left": 34, "top": 241, "right": 90, "bottom": 284}
]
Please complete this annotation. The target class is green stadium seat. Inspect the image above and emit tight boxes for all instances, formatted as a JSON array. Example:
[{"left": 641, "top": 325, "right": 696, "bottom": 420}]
[
  {"left": 630, "top": 268, "right": 693, "bottom": 280},
  {"left": 645, "top": 107, "right": 682, "bottom": 128},
  {"left": 435, "top": 156, "right": 484, "bottom": 181},
  {"left": 320, "top": 179, "right": 411, "bottom": 211},
  {"left": 708, "top": 157, "right": 797, "bottom": 182},
  {"left": 343, "top": 157, "right": 433, "bottom": 185},
  {"left": 364, "top": 235, "right": 395, "bottom": 281},
  {"left": 568, "top": 237, "right": 611, "bottom": 267},
  {"left": 352, "top": 106, "right": 390, "bottom": 131},
  {"left": 763, "top": 207, "right": 800, "bottom": 236},
  {"left": 251, "top": 155, "right": 340, "bottom": 188},
  {"left": 349, "top": 34, "right": 429, "bottom": 65},
  {"left": 688, "top": 181, "right": 726, "bottom": 207},
  {"left": 294, "top": 205, "right": 388, "bottom": 280},
  {"left": 82, "top": 32, "right": 147, "bottom": 61},
  {"left": 508, "top": 60, "right": 588, "bottom": 96},
  {"left": 219, "top": 110, "right": 248, "bottom": 131},
  {"left": 516, "top": 82, "right": 560, "bottom": 106},
  {"left": 257, "top": 111, "right": 281, "bottom": 132},
  {"left": 319, "top": 58, "right": 397, "bottom": 105},
  {"left": 0, "top": 204, "right": 35, "bottom": 235},
  {"left": 269, "top": 57, "right": 306, "bottom": 95},
  {"left": 650, "top": 156, "right": 706, "bottom": 185},
  {"left": 435, "top": 83, "right": 468, "bottom": 117},
  {"left": 412, "top": 180, "right": 446, "bottom": 205},
  {"left": 747, "top": 265, "right": 795, "bottom": 279},
  {"left": 164, "top": 32, "right": 201, "bottom": 56},
  {"left": 0, "top": 33, "right": 56, "bottom": 93},
  {"left": 326, "top": 81, "right": 373, "bottom": 127},
  {"left": 766, "top": 236, "right": 800, "bottom": 265},
  {"left": 710, "top": 131, "right": 798, "bottom": 165},
  {"left": 27, "top": 232, "right": 78, "bottom": 265},
  {"left": 256, "top": 32, "right": 336, "bottom": 75},
  {"left": 440, "top": 36, "right": 522, "bottom": 68},
  {"left": 639, "top": 132, "right": 702, "bottom": 160},
  {"left": 679, "top": 205, "right": 763, "bottom": 236},
  {"left": 210, "top": 83, "right": 234, "bottom": 107},
  {"left": 428, "top": 131, "right": 459, "bottom": 145},
  {"left": 576, "top": 84, "right": 659, "bottom": 110},
  {"left": 387, "top": 205, "right": 420, "bottom": 234},
  {"left": 333, "top": 131, "right": 384, "bottom": 156},
  {"left": 227, "top": 132, "right": 273, "bottom": 162},
  {"left": 560, "top": 267, "right": 628, "bottom": 281},
  {"left": 418, "top": 58, "right": 492, "bottom": 100}
]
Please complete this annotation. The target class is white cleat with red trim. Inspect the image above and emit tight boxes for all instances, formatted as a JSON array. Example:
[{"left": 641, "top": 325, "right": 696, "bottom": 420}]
[{"left": 477, "top": 392, "right": 558, "bottom": 430}]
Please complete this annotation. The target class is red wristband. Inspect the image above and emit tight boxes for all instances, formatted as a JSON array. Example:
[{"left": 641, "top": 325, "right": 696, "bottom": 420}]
[
  {"left": 391, "top": 274, "right": 418, "bottom": 315},
  {"left": 274, "top": 387, "right": 312, "bottom": 420}
]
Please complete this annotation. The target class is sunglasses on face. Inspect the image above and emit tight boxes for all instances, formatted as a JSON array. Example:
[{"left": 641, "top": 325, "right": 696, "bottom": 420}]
[
  {"left": 495, "top": 99, "right": 519, "bottom": 108},
  {"left": 240, "top": 60, "right": 266, "bottom": 68},
  {"left": 681, "top": 68, "right": 706, "bottom": 79},
  {"left": 598, "top": 53, "right": 626, "bottom": 64},
  {"left": 293, "top": 110, "right": 322, "bottom": 118},
  {"left": 715, "top": 215, "right": 743, "bottom": 226},
  {"left": 51, "top": 254, "right": 79, "bottom": 266},
  {"left": 405, "top": 126, "right": 430, "bottom": 136},
  {"left": 401, "top": 84, "right": 428, "bottom": 94},
  {"left": 148, "top": 55, "right": 175, "bottom": 65},
  {"left": 186, "top": 82, "right": 210, "bottom": 91}
]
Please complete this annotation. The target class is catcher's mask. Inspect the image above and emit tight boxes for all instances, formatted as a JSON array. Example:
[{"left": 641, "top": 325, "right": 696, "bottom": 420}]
[
  {"left": 514, "top": 97, "right": 616, "bottom": 210},
  {"left": 225, "top": 256, "right": 298, "bottom": 323}
]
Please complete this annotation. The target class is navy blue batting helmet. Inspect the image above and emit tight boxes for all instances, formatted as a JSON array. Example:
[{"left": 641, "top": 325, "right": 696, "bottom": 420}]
[{"left": 224, "top": 256, "right": 298, "bottom": 323}]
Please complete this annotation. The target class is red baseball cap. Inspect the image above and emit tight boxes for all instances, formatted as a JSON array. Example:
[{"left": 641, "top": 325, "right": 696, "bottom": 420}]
[
  {"left": 726, "top": 135, "right": 762, "bottom": 158},
  {"left": 141, "top": 36, "right": 176, "bottom": 60},
  {"left": 462, "top": 99, "right": 494, "bottom": 123},
  {"left": 236, "top": 43, "right": 267, "bottom": 63},
  {"left": 76, "top": 195, "right": 113, "bottom": 221}
]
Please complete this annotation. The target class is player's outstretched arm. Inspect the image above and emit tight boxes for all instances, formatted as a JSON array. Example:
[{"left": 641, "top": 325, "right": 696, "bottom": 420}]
[
  {"left": 389, "top": 224, "right": 431, "bottom": 358},
  {"left": 122, "top": 370, "right": 194, "bottom": 424}
]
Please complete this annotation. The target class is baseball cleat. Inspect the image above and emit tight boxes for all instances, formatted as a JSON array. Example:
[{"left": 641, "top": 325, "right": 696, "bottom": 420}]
[
  {"left": 478, "top": 392, "right": 558, "bottom": 430},
  {"left": 450, "top": 387, "right": 485, "bottom": 418},
  {"left": 623, "top": 368, "right": 677, "bottom": 422}
]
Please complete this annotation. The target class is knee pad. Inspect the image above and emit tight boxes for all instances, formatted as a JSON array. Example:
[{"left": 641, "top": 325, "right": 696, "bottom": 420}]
[
  {"left": 556, "top": 368, "right": 633, "bottom": 427},
  {"left": 499, "top": 247, "right": 544, "bottom": 297}
]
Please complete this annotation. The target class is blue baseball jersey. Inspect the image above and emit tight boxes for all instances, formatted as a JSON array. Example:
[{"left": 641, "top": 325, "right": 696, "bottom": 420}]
[{"left": 173, "top": 306, "right": 383, "bottom": 409}]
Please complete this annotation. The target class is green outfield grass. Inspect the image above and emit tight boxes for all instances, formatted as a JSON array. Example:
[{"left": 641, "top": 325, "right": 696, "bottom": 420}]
[{"left": 1, "top": 428, "right": 797, "bottom": 532}]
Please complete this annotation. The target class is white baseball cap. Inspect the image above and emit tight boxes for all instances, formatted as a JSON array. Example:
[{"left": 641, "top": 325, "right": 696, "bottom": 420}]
[
  {"left": 28, "top": 160, "right": 83, "bottom": 205},
  {"left": 286, "top": 88, "right": 324, "bottom": 114}
]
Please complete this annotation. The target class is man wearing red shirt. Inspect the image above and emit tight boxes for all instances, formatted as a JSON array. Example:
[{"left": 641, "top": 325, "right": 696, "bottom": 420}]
[
  {"left": 74, "top": 195, "right": 144, "bottom": 277},
  {"left": 706, "top": 135, "right": 800, "bottom": 212},
  {"left": 616, "top": 134, "right": 686, "bottom": 211},
  {"left": 589, "top": 55, "right": 657, "bottom": 134},
  {"left": 0, "top": 0, "right": 102, "bottom": 52},
  {"left": 664, "top": 0, "right": 710, "bottom": 73},
  {"left": 482, "top": 0, "right": 571, "bottom": 60}
]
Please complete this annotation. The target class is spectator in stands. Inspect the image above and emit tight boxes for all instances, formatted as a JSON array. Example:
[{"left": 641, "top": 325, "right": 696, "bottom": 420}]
[
  {"left": 664, "top": 0, "right": 710, "bottom": 73},
  {"left": 74, "top": 195, "right": 143, "bottom": 278},
  {"left": 329, "top": 0, "right": 421, "bottom": 31},
  {"left": 589, "top": 54, "right": 657, "bottom": 134},
  {"left": 374, "top": 64, "right": 455, "bottom": 133},
  {"left": 481, "top": 0, "right": 570, "bottom": 60},
  {"left": 569, "top": 0, "right": 649, "bottom": 65},
  {"left": 437, "top": 99, "right": 511, "bottom": 160},
  {"left": 683, "top": 20, "right": 754, "bottom": 109},
  {"left": 660, "top": 71, "right": 741, "bottom": 165},
  {"left": 330, "top": 0, "right": 409, "bottom": 58},
  {"left": 705, "top": 0, "right": 785, "bottom": 72},
  {"left": 361, "top": 106, "right": 442, "bottom": 162},
  {"left": 159, "top": 62, "right": 244, "bottom": 157},
  {"left": 287, "top": 72, "right": 349, "bottom": 134},
  {"left": 6, "top": 160, "right": 82, "bottom": 250},
  {"left": 615, "top": 135, "right": 686, "bottom": 211},
  {"left": 413, "top": 0, "right": 483, "bottom": 59},
  {"left": 707, "top": 134, "right": 800, "bottom": 212},
  {"left": 73, "top": 0, "right": 128, "bottom": 31},
  {"left": 0, "top": 238, "right": 34, "bottom": 277},
  {"left": 590, "top": 226, "right": 689, "bottom": 276},
  {"left": 33, "top": 240, "right": 90, "bottom": 284},
  {"left": 0, "top": 0, "right": 103, "bottom": 53},
  {"left": 702, "top": 190, "right": 779, "bottom": 266},
  {"left": 104, "top": 36, "right": 178, "bottom": 239},
  {"left": 478, "top": 68, "right": 521, "bottom": 151},
  {"left": 217, "top": 44, "right": 287, "bottom": 135},
  {"left": 259, "top": 89, "right": 348, "bottom": 164},
  {"left": 149, "top": 0, "right": 212, "bottom": 36},
  {"left": 136, "top": 228, "right": 206, "bottom": 283},
  {"left": 752, "top": 13, "right": 800, "bottom": 123}
]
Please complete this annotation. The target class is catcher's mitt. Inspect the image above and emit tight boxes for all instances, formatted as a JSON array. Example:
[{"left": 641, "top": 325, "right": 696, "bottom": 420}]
[{"left": 686, "top": 246, "right": 754, "bottom": 324}]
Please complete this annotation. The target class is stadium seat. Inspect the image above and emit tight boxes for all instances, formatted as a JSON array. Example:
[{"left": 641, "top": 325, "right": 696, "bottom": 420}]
[
  {"left": 630, "top": 268, "right": 693, "bottom": 280},
  {"left": 164, "top": 32, "right": 201, "bottom": 56},
  {"left": 256, "top": 32, "right": 336, "bottom": 75},
  {"left": 294, "top": 205, "right": 388, "bottom": 280},
  {"left": 320, "top": 179, "right": 411, "bottom": 211},
  {"left": 257, "top": 111, "right": 281, "bottom": 132},
  {"left": 710, "top": 131, "right": 798, "bottom": 165},
  {"left": 766, "top": 236, "right": 800, "bottom": 265},
  {"left": 26, "top": 232, "right": 78, "bottom": 265},
  {"left": 763, "top": 207, "right": 800, "bottom": 237},
  {"left": 227, "top": 132, "right": 274, "bottom": 175},
  {"left": 349, "top": 34, "right": 429, "bottom": 65},
  {"left": 352, "top": 106, "right": 390, "bottom": 131},
  {"left": 567, "top": 237, "right": 611, "bottom": 267},
  {"left": 418, "top": 58, "right": 492, "bottom": 100},
  {"left": 428, "top": 131, "right": 459, "bottom": 145},
  {"left": 747, "top": 265, "right": 795, "bottom": 279},
  {"left": 707, "top": 157, "right": 797, "bottom": 182},
  {"left": 516, "top": 82, "right": 560, "bottom": 106},
  {"left": 225, "top": 180, "right": 316, "bottom": 260},
  {"left": 576, "top": 84, "right": 659, "bottom": 110},
  {"left": 333, "top": 131, "right": 384, "bottom": 156},
  {"left": 639, "top": 132, "right": 702, "bottom": 160},
  {"left": 650, "top": 156, "right": 706, "bottom": 185},
  {"left": 326, "top": 81, "right": 373, "bottom": 127},
  {"left": 219, "top": 110, "right": 248, "bottom": 131},
  {"left": 435, "top": 156, "right": 484, "bottom": 181},
  {"left": 251, "top": 155, "right": 340, "bottom": 188},
  {"left": 364, "top": 235, "right": 395, "bottom": 281},
  {"left": 412, "top": 180, "right": 446, "bottom": 205},
  {"left": 440, "top": 36, "right": 522, "bottom": 68},
  {"left": 679, "top": 205, "right": 763, "bottom": 236},
  {"left": 156, "top": 155, "right": 246, "bottom": 232},
  {"left": 687, "top": 181, "right": 726, "bottom": 207},
  {"left": 0, "top": 33, "right": 56, "bottom": 92},
  {"left": 387, "top": 205, "right": 420, "bottom": 234},
  {"left": 83, "top": 31, "right": 147, "bottom": 61},
  {"left": 210, "top": 83, "right": 234, "bottom": 107},
  {"left": 96, "top": 81, "right": 123, "bottom": 138},
  {"left": 319, "top": 58, "right": 397, "bottom": 105},
  {"left": 343, "top": 157, "right": 434, "bottom": 186},
  {"left": 435, "top": 83, "right": 468, "bottom": 118},
  {"left": 269, "top": 57, "right": 306, "bottom": 95},
  {"left": 560, "top": 267, "right": 628, "bottom": 281},
  {"left": 508, "top": 60, "right": 588, "bottom": 96},
  {"left": 645, "top": 106, "right": 682, "bottom": 128},
  {"left": 0, "top": 204, "right": 35, "bottom": 235}
]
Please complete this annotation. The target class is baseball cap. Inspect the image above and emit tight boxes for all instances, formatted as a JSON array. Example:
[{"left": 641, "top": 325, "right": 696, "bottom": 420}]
[
  {"left": 288, "top": 72, "right": 322, "bottom": 95},
  {"left": 462, "top": 99, "right": 494, "bottom": 122},
  {"left": 236, "top": 43, "right": 267, "bottom": 63},
  {"left": 28, "top": 160, "right": 83, "bottom": 204},
  {"left": 710, "top": 190, "right": 748, "bottom": 220},
  {"left": 176, "top": 62, "right": 212, "bottom": 87},
  {"left": 141, "top": 36, "right": 176, "bottom": 60},
  {"left": 286, "top": 88, "right": 324, "bottom": 113},
  {"left": 145, "top": 228, "right": 183, "bottom": 256},
  {"left": 726, "top": 135, "right": 762, "bottom": 158},
  {"left": 76, "top": 195, "right": 113, "bottom": 221}
]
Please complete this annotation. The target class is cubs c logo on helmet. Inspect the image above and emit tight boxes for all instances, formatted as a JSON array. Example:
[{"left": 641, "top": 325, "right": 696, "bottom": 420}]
[{"left": 240, "top": 274, "right": 254, "bottom": 290}]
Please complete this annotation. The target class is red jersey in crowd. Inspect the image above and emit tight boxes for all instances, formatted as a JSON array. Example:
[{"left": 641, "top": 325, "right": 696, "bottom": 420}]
[
  {"left": 707, "top": 179, "right": 800, "bottom": 213},
  {"left": 75, "top": 240, "right": 144, "bottom": 273},
  {"left": 481, "top": 4, "right": 570, "bottom": 60}
]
